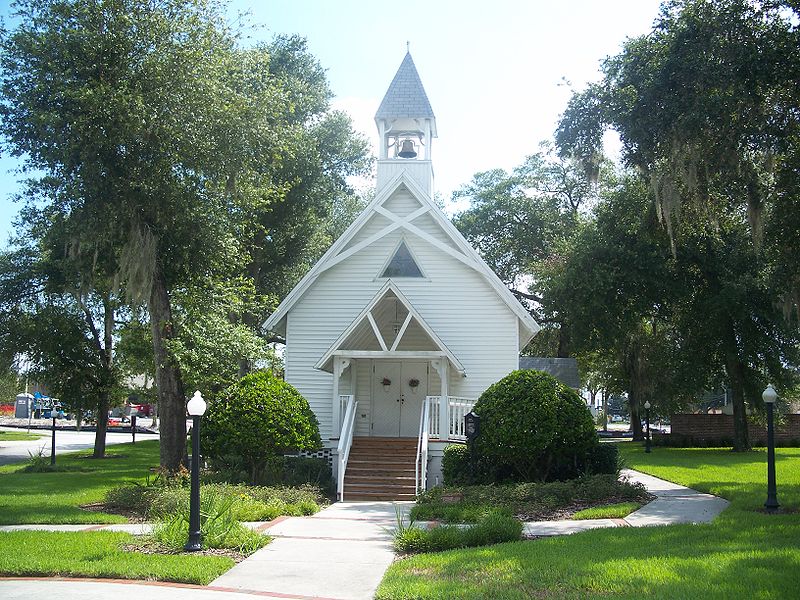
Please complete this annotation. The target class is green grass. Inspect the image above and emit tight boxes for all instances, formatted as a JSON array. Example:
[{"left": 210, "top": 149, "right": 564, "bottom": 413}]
[
  {"left": 571, "top": 501, "right": 641, "bottom": 520},
  {"left": 377, "top": 446, "right": 800, "bottom": 599},
  {"left": 0, "top": 530, "right": 233, "bottom": 584},
  {"left": 619, "top": 445, "right": 800, "bottom": 512},
  {"left": 0, "top": 440, "right": 161, "bottom": 524},
  {"left": 0, "top": 430, "right": 46, "bottom": 441}
]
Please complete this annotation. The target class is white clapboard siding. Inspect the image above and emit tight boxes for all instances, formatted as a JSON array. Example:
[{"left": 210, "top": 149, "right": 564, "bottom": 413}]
[{"left": 285, "top": 216, "right": 519, "bottom": 440}]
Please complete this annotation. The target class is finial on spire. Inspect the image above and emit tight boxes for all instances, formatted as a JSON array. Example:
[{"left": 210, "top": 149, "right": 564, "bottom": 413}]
[{"left": 406, "top": 41, "right": 410, "bottom": 53}]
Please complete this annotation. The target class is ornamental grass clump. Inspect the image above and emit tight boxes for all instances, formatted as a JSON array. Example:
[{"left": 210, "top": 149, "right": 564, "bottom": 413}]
[
  {"left": 151, "top": 493, "right": 269, "bottom": 554},
  {"left": 105, "top": 480, "right": 325, "bottom": 521},
  {"left": 393, "top": 510, "right": 523, "bottom": 554}
]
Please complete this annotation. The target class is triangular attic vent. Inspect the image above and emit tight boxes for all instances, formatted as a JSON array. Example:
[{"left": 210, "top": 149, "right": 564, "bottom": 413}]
[{"left": 381, "top": 241, "right": 423, "bottom": 278}]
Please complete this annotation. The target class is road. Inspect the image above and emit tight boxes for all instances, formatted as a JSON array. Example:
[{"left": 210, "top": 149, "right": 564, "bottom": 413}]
[{"left": 0, "top": 426, "right": 159, "bottom": 466}]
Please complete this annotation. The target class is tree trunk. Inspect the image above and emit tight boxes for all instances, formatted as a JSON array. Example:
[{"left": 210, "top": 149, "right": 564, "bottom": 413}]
[
  {"left": 93, "top": 392, "right": 109, "bottom": 458},
  {"left": 723, "top": 319, "right": 750, "bottom": 452},
  {"left": 92, "top": 295, "right": 116, "bottom": 458},
  {"left": 602, "top": 388, "right": 609, "bottom": 432},
  {"left": 629, "top": 394, "right": 643, "bottom": 441},
  {"left": 725, "top": 354, "right": 750, "bottom": 452},
  {"left": 557, "top": 322, "right": 570, "bottom": 358},
  {"left": 149, "top": 269, "right": 187, "bottom": 471}
]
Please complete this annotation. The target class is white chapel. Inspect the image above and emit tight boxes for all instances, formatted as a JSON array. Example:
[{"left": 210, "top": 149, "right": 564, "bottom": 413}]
[{"left": 264, "top": 52, "right": 539, "bottom": 499}]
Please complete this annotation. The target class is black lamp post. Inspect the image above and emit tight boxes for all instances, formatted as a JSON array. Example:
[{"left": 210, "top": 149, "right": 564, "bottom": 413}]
[
  {"left": 185, "top": 390, "right": 206, "bottom": 551},
  {"left": 464, "top": 411, "right": 481, "bottom": 480},
  {"left": 50, "top": 406, "right": 57, "bottom": 465},
  {"left": 644, "top": 400, "right": 652, "bottom": 454},
  {"left": 762, "top": 384, "right": 779, "bottom": 513}
]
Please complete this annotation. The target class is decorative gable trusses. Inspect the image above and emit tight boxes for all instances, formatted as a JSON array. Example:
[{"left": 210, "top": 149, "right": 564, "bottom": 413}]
[
  {"left": 315, "top": 281, "right": 465, "bottom": 374},
  {"left": 263, "top": 171, "right": 540, "bottom": 344}
]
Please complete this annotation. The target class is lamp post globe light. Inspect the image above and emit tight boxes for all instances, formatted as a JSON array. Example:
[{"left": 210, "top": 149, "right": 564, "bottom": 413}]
[
  {"left": 644, "top": 401, "right": 652, "bottom": 454},
  {"left": 762, "top": 384, "right": 779, "bottom": 513},
  {"left": 185, "top": 390, "right": 207, "bottom": 551}
]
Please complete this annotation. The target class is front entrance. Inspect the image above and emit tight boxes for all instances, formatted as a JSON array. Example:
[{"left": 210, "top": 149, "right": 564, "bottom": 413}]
[{"left": 371, "top": 361, "right": 429, "bottom": 436}]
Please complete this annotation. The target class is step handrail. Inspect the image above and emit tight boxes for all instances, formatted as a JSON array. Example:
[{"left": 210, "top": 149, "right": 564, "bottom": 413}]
[
  {"left": 336, "top": 395, "right": 357, "bottom": 501},
  {"left": 415, "top": 396, "right": 432, "bottom": 495}
]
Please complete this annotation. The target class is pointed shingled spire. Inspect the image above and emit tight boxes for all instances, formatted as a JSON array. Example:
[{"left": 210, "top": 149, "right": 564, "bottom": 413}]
[{"left": 375, "top": 52, "right": 435, "bottom": 120}]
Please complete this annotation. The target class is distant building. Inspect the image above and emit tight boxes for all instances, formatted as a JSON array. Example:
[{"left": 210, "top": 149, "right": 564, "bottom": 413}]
[{"left": 519, "top": 357, "right": 580, "bottom": 390}]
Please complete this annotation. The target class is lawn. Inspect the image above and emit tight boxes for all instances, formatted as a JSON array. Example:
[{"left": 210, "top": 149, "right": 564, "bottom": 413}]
[
  {"left": 0, "top": 440, "right": 162, "bottom": 524},
  {"left": 0, "top": 439, "right": 262, "bottom": 584},
  {"left": 0, "top": 530, "right": 234, "bottom": 584},
  {"left": 0, "top": 430, "right": 45, "bottom": 441},
  {"left": 377, "top": 445, "right": 800, "bottom": 599}
]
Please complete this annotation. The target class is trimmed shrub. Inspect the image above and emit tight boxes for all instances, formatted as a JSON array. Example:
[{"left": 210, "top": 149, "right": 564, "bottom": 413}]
[
  {"left": 586, "top": 443, "right": 621, "bottom": 475},
  {"left": 201, "top": 371, "right": 322, "bottom": 482},
  {"left": 442, "top": 444, "right": 471, "bottom": 485},
  {"left": 473, "top": 369, "right": 598, "bottom": 482}
]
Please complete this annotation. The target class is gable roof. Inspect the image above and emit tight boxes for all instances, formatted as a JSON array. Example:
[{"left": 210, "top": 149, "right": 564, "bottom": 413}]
[
  {"left": 375, "top": 52, "right": 435, "bottom": 122},
  {"left": 263, "top": 171, "right": 540, "bottom": 348},
  {"left": 315, "top": 281, "right": 466, "bottom": 374},
  {"left": 519, "top": 357, "right": 581, "bottom": 389}
]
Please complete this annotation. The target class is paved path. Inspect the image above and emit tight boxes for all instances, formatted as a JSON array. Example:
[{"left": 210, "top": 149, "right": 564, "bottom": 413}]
[
  {"left": 522, "top": 468, "right": 729, "bottom": 537},
  {"left": 0, "top": 426, "right": 158, "bottom": 466},
  {"left": 210, "top": 502, "right": 410, "bottom": 600},
  {"left": 0, "top": 470, "right": 729, "bottom": 599}
]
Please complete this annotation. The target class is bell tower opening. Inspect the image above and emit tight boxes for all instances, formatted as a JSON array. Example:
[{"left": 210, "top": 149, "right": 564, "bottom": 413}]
[{"left": 375, "top": 50, "right": 437, "bottom": 195}]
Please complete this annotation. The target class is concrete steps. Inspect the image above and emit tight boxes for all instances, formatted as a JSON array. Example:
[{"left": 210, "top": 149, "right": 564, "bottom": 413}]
[{"left": 343, "top": 437, "right": 417, "bottom": 501}]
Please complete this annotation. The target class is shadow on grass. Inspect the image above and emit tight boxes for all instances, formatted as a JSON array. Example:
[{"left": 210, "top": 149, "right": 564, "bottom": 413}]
[{"left": 0, "top": 440, "right": 160, "bottom": 524}]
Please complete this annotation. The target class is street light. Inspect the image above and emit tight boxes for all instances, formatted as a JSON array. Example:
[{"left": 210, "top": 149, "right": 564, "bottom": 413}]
[
  {"left": 644, "top": 401, "right": 652, "bottom": 454},
  {"left": 51, "top": 405, "right": 57, "bottom": 465},
  {"left": 185, "top": 390, "right": 207, "bottom": 551},
  {"left": 762, "top": 384, "right": 779, "bottom": 513}
]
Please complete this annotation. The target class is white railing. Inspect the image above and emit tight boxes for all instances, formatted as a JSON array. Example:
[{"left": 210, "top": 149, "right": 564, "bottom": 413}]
[
  {"left": 448, "top": 397, "right": 475, "bottom": 442},
  {"left": 416, "top": 396, "right": 477, "bottom": 494},
  {"left": 415, "top": 397, "right": 431, "bottom": 495},
  {"left": 427, "top": 396, "right": 441, "bottom": 438},
  {"left": 338, "top": 394, "right": 351, "bottom": 431},
  {"left": 336, "top": 395, "right": 357, "bottom": 501}
]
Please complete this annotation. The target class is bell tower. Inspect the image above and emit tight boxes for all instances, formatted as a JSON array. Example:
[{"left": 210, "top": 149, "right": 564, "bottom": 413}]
[{"left": 375, "top": 50, "right": 437, "bottom": 196}]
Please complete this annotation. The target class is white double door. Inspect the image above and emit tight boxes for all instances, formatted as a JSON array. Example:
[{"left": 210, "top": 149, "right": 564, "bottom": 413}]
[{"left": 371, "top": 361, "right": 428, "bottom": 437}]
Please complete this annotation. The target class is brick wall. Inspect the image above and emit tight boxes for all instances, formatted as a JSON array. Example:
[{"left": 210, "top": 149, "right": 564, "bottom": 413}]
[{"left": 670, "top": 413, "right": 800, "bottom": 444}]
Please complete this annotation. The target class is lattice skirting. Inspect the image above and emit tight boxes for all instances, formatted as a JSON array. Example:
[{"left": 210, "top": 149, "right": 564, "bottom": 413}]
[{"left": 294, "top": 447, "right": 335, "bottom": 469}]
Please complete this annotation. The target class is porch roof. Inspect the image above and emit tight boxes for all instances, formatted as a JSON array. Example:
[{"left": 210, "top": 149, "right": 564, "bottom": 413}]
[{"left": 315, "top": 281, "right": 466, "bottom": 375}]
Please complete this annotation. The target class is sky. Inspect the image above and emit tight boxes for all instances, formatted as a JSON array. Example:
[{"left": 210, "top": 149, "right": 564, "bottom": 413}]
[{"left": 0, "top": 0, "right": 666, "bottom": 246}]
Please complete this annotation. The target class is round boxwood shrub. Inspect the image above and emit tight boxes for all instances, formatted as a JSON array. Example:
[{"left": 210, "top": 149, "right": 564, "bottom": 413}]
[
  {"left": 201, "top": 371, "right": 322, "bottom": 483},
  {"left": 472, "top": 369, "right": 598, "bottom": 482}
]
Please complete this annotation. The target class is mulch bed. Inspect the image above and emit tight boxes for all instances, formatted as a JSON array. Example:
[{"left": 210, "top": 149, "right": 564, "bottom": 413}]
[
  {"left": 122, "top": 539, "right": 249, "bottom": 562},
  {"left": 513, "top": 493, "right": 656, "bottom": 521},
  {"left": 80, "top": 502, "right": 148, "bottom": 523}
]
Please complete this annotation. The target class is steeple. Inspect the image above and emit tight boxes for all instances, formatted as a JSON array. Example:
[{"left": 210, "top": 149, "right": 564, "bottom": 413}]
[{"left": 375, "top": 51, "right": 436, "bottom": 196}]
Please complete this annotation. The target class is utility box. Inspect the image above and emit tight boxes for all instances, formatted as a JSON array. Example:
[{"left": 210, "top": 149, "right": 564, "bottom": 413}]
[{"left": 14, "top": 393, "right": 33, "bottom": 418}]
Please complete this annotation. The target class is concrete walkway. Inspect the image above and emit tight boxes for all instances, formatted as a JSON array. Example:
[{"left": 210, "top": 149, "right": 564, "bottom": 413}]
[
  {"left": 521, "top": 468, "right": 729, "bottom": 537},
  {"left": 210, "top": 502, "right": 409, "bottom": 600},
  {"left": 0, "top": 470, "right": 729, "bottom": 599}
]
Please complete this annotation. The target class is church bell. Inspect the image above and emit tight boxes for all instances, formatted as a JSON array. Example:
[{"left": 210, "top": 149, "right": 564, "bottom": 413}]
[{"left": 397, "top": 139, "right": 417, "bottom": 158}]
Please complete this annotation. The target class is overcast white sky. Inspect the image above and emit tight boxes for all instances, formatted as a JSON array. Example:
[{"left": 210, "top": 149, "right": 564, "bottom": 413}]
[{"left": 0, "top": 0, "right": 665, "bottom": 243}]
